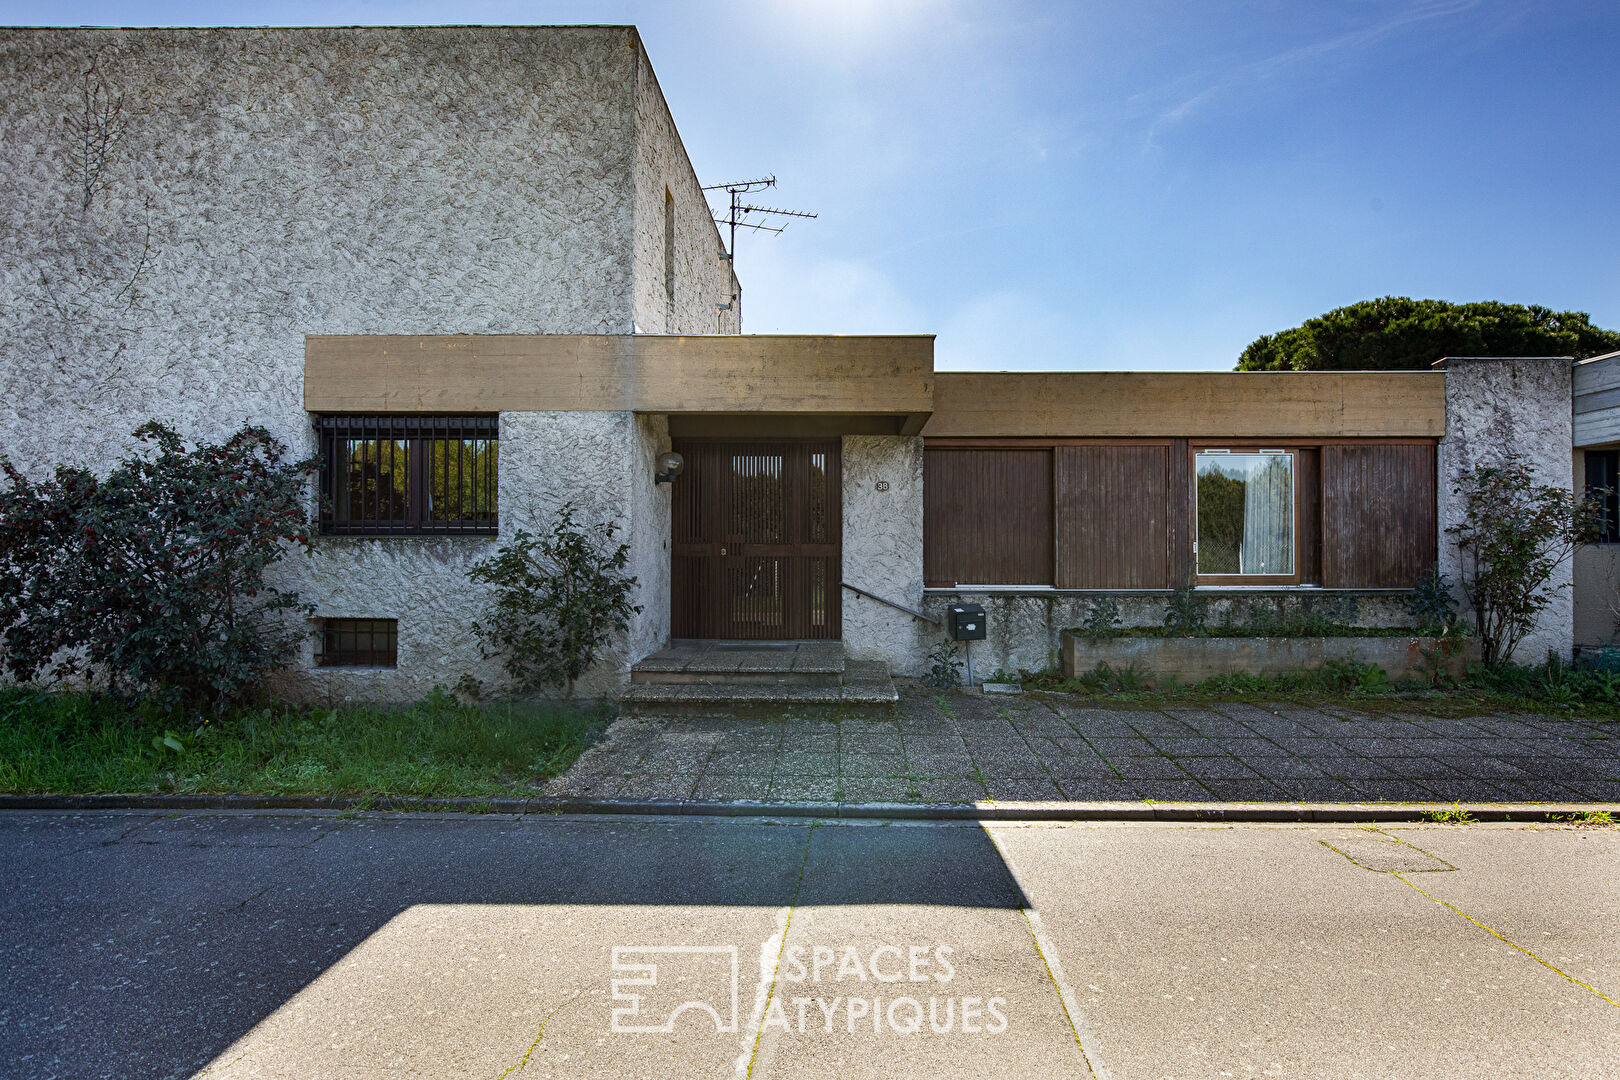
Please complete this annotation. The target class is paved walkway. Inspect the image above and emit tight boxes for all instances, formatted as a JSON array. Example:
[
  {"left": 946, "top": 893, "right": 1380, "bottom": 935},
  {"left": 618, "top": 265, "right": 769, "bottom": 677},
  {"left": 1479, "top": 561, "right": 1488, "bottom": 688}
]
[{"left": 547, "top": 686, "right": 1620, "bottom": 805}]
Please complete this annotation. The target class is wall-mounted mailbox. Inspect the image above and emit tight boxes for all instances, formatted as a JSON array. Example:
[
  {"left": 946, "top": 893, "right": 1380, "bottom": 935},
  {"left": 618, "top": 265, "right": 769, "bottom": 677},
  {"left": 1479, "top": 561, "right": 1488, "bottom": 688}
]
[{"left": 948, "top": 602, "right": 986, "bottom": 641}]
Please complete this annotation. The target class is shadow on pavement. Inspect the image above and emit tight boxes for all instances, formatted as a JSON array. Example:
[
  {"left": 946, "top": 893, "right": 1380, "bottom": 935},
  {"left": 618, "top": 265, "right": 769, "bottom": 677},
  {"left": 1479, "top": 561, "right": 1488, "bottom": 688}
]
[{"left": 0, "top": 811, "right": 1024, "bottom": 1080}]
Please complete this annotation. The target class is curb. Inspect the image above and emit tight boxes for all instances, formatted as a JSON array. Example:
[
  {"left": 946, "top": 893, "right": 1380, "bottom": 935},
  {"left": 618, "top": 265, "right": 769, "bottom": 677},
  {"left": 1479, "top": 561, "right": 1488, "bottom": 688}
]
[{"left": 0, "top": 793, "right": 1615, "bottom": 823}]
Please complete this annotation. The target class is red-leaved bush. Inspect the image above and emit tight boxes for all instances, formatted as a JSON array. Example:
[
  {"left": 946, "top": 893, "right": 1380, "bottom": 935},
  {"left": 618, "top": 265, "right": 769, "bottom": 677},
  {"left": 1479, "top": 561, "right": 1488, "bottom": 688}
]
[{"left": 0, "top": 422, "right": 318, "bottom": 709}]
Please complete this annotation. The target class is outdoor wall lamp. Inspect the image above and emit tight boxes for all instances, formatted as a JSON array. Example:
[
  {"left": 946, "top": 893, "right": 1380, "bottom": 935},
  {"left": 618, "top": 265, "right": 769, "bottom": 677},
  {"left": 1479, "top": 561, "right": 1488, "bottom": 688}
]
[{"left": 655, "top": 451, "right": 685, "bottom": 485}]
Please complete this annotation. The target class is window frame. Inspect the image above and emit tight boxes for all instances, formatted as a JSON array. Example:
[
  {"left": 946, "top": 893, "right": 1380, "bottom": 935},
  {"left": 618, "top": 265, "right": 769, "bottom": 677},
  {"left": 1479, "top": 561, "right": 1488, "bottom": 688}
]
[
  {"left": 316, "top": 618, "right": 399, "bottom": 668},
  {"left": 315, "top": 415, "right": 499, "bottom": 537},
  {"left": 1191, "top": 445, "right": 1302, "bottom": 586},
  {"left": 1585, "top": 449, "right": 1620, "bottom": 545}
]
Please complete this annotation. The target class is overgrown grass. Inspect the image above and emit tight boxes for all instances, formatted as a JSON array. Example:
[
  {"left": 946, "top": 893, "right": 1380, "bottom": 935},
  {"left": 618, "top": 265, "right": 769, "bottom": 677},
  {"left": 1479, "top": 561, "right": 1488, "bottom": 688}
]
[{"left": 0, "top": 687, "right": 610, "bottom": 797}]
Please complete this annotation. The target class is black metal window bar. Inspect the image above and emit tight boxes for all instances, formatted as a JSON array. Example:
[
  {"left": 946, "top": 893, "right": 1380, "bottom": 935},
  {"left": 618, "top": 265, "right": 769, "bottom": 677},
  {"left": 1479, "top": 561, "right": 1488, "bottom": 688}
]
[
  {"left": 317, "top": 618, "right": 398, "bottom": 667},
  {"left": 316, "top": 416, "right": 498, "bottom": 535}
]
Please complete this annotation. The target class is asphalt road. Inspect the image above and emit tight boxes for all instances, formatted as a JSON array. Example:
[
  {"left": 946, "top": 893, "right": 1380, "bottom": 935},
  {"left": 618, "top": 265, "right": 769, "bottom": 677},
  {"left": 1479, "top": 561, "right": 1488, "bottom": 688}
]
[{"left": 1, "top": 811, "right": 1616, "bottom": 1079}]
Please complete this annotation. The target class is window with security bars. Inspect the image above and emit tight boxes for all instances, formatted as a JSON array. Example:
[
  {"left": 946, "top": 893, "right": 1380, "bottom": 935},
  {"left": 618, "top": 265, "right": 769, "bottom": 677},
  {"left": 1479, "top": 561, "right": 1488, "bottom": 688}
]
[
  {"left": 317, "top": 619, "right": 398, "bottom": 667},
  {"left": 316, "top": 416, "right": 498, "bottom": 535}
]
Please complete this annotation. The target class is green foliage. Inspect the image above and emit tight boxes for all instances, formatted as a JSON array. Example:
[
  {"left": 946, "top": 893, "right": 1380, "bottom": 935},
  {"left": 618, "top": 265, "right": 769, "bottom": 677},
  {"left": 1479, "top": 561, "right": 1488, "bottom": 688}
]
[
  {"left": 1552, "top": 810, "right": 1615, "bottom": 826},
  {"left": 1217, "top": 593, "right": 1362, "bottom": 637},
  {"left": 0, "top": 422, "right": 318, "bottom": 710},
  {"left": 1448, "top": 455, "right": 1599, "bottom": 668},
  {"left": 1081, "top": 595, "right": 1122, "bottom": 644},
  {"left": 1422, "top": 802, "right": 1475, "bottom": 824},
  {"left": 468, "top": 504, "right": 641, "bottom": 697},
  {"left": 1236, "top": 297, "right": 1620, "bottom": 372},
  {"left": 1197, "top": 658, "right": 1389, "bottom": 696},
  {"left": 1413, "top": 623, "right": 1471, "bottom": 689},
  {"left": 1045, "top": 661, "right": 1149, "bottom": 695},
  {"left": 0, "top": 686, "right": 607, "bottom": 796},
  {"left": 923, "top": 640, "right": 963, "bottom": 688},
  {"left": 1194, "top": 469, "right": 1246, "bottom": 573},
  {"left": 1162, "top": 576, "right": 1207, "bottom": 636},
  {"left": 1468, "top": 655, "right": 1620, "bottom": 710},
  {"left": 1408, "top": 564, "right": 1461, "bottom": 633}
]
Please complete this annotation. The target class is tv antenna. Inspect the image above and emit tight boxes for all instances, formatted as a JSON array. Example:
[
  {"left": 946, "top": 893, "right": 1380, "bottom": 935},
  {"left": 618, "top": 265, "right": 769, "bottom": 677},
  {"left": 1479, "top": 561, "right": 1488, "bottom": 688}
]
[{"left": 702, "top": 175, "right": 817, "bottom": 268}]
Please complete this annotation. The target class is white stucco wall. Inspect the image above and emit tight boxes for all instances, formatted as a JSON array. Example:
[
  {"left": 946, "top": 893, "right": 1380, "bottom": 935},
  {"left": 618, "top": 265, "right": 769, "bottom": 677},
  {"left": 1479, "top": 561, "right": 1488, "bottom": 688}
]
[
  {"left": 840, "top": 435, "right": 927, "bottom": 675},
  {"left": 1437, "top": 357, "right": 1576, "bottom": 662},
  {"left": 0, "top": 27, "right": 712, "bottom": 700},
  {"left": 631, "top": 41, "right": 740, "bottom": 334}
]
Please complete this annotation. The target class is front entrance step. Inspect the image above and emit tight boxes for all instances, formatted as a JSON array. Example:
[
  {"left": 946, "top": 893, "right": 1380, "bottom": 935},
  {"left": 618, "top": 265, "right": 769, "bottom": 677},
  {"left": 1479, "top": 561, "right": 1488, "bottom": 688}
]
[
  {"left": 631, "top": 640, "right": 845, "bottom": 688},
  {"left": 621, "top": 660, "right": 898, "bottom": 719}
]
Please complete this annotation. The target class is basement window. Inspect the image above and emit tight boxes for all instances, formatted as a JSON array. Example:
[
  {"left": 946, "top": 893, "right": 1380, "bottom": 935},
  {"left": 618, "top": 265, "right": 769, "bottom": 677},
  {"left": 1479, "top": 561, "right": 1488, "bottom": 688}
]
[
  {"left": 317, "top": 416, "right": 498, "bottom": 535},
  {"left": 317, "top": 619, "right": 398, "bottom": 668}
]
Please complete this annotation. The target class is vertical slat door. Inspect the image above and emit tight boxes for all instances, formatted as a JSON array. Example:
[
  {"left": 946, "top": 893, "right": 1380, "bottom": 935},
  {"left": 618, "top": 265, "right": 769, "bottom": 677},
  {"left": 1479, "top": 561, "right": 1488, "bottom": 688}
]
[
  {"left": 1321, "top": 443, "right": 1438, "bottom": 588},
  {"left": 671, "top": 439, "right": 841, "bottom": 639},
  {"left": 1054, "top": 445, "right": 1172, "bottom": 589}
]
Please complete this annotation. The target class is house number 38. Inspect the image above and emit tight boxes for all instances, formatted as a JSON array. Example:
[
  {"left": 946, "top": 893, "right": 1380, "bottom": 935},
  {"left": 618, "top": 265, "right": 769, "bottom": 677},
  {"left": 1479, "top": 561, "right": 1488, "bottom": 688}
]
[{"left": 874, "top": 481, "right": 889, "bottom": 491}]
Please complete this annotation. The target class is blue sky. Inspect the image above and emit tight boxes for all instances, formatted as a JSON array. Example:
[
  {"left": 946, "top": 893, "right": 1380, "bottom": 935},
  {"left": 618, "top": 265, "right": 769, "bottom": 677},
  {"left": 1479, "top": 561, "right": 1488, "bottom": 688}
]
[{"left": 6, "top": 1, "right": 1616, "bottom": 370}]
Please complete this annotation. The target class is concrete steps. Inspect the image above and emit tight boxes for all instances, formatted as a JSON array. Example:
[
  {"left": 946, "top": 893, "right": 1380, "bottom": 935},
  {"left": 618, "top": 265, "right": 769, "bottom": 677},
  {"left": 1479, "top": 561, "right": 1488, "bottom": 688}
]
[{"left": 624, "top": 642, "right": 897, "bottom": 718}]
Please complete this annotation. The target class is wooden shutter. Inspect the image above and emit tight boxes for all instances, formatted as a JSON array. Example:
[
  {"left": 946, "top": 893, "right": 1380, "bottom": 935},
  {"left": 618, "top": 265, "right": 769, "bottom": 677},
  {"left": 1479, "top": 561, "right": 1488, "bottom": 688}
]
[
  {"left": 1055, "top": 445, "right": 1171, "bottom": 589},
  {"left": 1321, "top": 443, "right": 1437, "bottom": 588},
  {"left": 923, "top": 448, "right": 1053, "bottom": 585}
]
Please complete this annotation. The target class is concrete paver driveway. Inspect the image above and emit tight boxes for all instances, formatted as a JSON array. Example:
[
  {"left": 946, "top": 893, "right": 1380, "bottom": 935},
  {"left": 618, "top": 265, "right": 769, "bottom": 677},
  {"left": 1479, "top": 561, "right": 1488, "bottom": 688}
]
[{"left": 2, "top": 810, "right": 1617, "bottom": 1079}]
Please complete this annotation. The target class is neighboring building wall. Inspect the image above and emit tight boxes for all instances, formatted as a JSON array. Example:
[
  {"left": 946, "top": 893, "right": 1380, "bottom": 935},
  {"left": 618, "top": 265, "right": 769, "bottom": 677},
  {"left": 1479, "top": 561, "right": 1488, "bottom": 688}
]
[
  {"left": 1573, "top": 445, "right": 1620, "bottom": 649},
  {"left": 1573, "top": 545, "right": 1620, "bottom": 648},
  {"left": 631, "top": 41, "right": 740, "bottom": 334},
  {"left": 0, "top": 27, "right": 708, "bottom": 700},
  {"left": 919, "top": 590, "right": 1420, "bottom": 679},
  {"left": 1437, "top": 357, "right": 1576, "bottom": 662},
  {"left": 841, "top": 436, "right": 927, "bottom": 675}
]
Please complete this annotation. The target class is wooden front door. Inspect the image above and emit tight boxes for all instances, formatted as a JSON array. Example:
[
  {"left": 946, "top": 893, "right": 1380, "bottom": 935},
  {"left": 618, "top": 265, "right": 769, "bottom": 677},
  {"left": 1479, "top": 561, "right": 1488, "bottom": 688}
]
[{"left": 671, "top": 439, "right": 841, "bottom": 640}]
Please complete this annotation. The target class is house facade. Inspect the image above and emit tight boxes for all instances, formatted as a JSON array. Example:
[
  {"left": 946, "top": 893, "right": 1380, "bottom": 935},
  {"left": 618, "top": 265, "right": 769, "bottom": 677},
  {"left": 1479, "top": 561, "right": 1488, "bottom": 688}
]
[{"left": 0, "top": 26, "right": 1582, "bottom": 700}]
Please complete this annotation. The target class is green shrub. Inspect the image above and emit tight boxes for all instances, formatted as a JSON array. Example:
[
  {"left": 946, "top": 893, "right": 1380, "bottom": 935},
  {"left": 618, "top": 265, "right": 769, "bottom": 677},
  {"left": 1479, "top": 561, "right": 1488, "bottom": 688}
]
[
  {"left": 469, "top": 504, "right": 640, "bottom": 698},
  {"left": 1448, "top": 455, "right": 1599, "bottom": 667},
  {"left": 0, "top": 422, "right": 317, "bottom": 710}
]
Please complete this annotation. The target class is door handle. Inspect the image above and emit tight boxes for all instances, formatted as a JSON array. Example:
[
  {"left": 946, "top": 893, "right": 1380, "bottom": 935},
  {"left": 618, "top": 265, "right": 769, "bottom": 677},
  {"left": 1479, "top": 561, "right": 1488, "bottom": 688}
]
[{"left": 720, "top": 547, "right": 727, "bottom": 555}]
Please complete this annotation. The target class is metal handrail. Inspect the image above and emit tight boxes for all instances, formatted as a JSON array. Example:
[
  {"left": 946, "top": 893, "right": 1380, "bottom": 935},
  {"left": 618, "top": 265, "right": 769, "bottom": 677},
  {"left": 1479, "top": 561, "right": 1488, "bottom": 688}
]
[{"left": 840, "top": 581, "right": 941, "bottom": 625}]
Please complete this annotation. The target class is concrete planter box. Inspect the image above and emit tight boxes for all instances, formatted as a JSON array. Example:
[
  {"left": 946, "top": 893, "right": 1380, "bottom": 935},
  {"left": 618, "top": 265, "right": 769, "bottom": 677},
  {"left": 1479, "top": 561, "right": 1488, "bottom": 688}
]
[{"left": 1062, "top": 633, "right": 1478, "bottom": 683}]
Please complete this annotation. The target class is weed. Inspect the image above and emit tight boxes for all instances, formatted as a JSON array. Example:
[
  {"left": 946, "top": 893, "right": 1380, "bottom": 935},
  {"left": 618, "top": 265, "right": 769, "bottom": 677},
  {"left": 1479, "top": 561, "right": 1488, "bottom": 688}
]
[
  {"left": 1162, "top": 576, "right": 1207, "bottom": 636},
  {"left": 1081, "top": 596, "right": 1122, "bottom": 644},
  {"left": 923, "top": 640, "right": 963, "bottom": 689},
  {"left": 1422, "top": 802, "right": 1475, "bottom": 824},
  {"left": 1552, "top": 809, "right": 1615, "bottom": 827}
]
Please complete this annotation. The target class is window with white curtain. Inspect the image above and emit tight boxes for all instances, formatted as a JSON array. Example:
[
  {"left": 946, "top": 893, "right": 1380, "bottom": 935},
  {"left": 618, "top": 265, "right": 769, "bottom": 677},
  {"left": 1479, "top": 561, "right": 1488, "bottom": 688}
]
[{"left": 1195, "top": 450, "right": 1295, "bottom": 578}]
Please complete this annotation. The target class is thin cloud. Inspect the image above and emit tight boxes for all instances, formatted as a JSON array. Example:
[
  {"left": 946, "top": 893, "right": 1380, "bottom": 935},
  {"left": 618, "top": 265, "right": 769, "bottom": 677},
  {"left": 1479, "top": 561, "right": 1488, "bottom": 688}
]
[{"left": 1142, "top": 0, "right": 1480, "bottom": 146}]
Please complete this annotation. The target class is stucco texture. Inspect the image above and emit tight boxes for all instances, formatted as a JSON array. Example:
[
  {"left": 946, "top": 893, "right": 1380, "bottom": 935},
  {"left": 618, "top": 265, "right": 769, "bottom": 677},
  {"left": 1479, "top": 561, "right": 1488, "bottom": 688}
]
[
  {"left": 920, "top": 590, "right": 1420, "bottom": 681},
  {"left": 840, "top": 435, "right": 927, "bottom": 674},
  {"left": 0, "top": 27, "right": 719, "bottom": 700},
  {"left": 631, "top": 45, "right": 740, "bottom": 334},
  {"left": 1437, "top": 357, "right": 1575, "bottom": 662}
]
